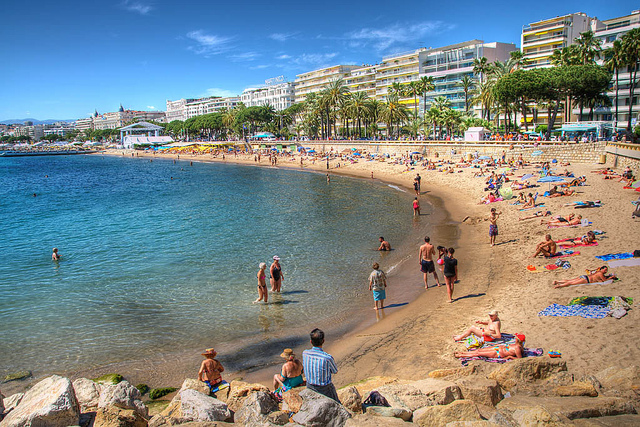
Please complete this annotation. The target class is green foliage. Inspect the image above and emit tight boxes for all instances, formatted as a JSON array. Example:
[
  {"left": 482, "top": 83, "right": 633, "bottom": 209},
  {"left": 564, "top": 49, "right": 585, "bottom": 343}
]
[
  {"left": 149, "top": 387, "right": 177, "bottom": 400},
  {"left": 136, "top": 384, "right": 150, "bottom": 395},
  {"left": 535, "top": 125, "right": 547, "bottom": 134},
  {"left": 634, "top": 125, "right": 640, "bottom": 138},
  {"left": 93, "top": 373, "right": 123, "bottom": 385}
]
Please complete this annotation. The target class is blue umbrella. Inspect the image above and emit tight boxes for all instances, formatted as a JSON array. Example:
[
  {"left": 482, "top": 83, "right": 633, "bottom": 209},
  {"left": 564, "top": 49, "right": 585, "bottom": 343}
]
[
  {"left": 521, "top": 174, "right": 534, "bottom": 180},
  {"left": 537, "top": 176, "right": 565, "bottom": 183},
  {"left": 531, "top": 150, "right": 543, "bottom": 157},
  {"left": 478, "top": 155, "right": 491, "bottom": 160}
]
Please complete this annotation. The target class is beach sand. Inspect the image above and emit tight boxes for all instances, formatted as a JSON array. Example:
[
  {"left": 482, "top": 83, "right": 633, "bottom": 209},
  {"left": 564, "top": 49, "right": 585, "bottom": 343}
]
[{"left": 3, "top": 147, "right": 638, "bottom": 397}]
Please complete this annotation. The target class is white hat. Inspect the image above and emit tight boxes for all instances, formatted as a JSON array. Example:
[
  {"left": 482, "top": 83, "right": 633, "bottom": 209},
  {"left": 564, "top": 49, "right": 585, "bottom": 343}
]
[{"left": 273, "top": 255, "right": 280, "bottom": 260}]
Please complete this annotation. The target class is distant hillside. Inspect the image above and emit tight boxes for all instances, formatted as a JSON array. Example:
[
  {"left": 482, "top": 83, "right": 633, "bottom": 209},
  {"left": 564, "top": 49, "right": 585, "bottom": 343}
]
[{"left": 0, "top": 118, "right": 76, "bottom": 125}]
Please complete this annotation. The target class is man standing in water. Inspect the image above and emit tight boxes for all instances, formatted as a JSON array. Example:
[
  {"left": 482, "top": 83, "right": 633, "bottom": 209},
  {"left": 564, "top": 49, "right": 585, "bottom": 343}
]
[{"left": 419, "top": 236, "right": 441, "bottom": 289}]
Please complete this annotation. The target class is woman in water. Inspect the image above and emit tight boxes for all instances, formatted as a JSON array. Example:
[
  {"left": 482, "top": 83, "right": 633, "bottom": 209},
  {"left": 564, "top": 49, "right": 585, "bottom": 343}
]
[
  {"left": 270, "top": 256, "right": 283, "bottom": 292},
  {"left": 255, "top": 263, "right": 268, "bottom": 303},
  {"left": 413, "top": 197, "right": 421, "bottom": 216}
]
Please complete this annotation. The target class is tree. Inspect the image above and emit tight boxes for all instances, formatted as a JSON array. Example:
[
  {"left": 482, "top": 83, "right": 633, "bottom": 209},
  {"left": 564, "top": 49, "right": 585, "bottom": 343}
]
[
  {"left": 403, "top": 81, "right": 422, "bottom": 119},
  {"left": 366, "top": 99, "right": 384, "bottom": 139},
  {"left": 425, "top": 107, "right": 441, "bottom": 139},
  {"left": 604, "top": 40, "right": 624, "bottom": 127},
  {"left": 418, "top": 76, "right": 435, "bottom": 117},
  {"left": 382, "top": 93, "right": 409, "bottom": 139},
  {"left": 349, "top": 92, "right": 370, "bottom": 138},
  {"left": 621, "top": 28, "right": 640, "bottom": 132},
  {"left": 323, "top": 79, "right": 349, "bottom": 138},
  {"left": 457, "top": 75, "right": 474, "bottom": 113},
  {"left": 575, "top": 30, "right": 603, "bottom": 65},
  {"left": 473, "top": 57, "right": 491, "bottom": 84}
]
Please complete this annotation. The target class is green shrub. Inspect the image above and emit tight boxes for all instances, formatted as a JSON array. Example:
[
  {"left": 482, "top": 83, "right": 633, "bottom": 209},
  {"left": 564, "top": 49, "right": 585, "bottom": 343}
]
[
  {"left": 136, "top": 384, "right": 150, "bottom": 395},
  {"left": 93, "top": 373, "right": 123, "bottom": 385},
  {"left": 149, "top": 387, "right": 177, "bottom": 400}
]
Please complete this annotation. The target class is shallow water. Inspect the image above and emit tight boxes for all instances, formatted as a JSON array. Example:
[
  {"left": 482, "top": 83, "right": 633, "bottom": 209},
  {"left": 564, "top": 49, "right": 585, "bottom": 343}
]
[{"left": 0, "top": 155, "right": 423, "bottom": 375}]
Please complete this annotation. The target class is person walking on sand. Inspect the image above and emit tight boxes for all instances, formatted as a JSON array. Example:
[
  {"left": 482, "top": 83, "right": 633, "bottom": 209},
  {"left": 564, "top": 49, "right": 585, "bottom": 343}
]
[
  {"left": 443, "top": 247, "right": 458, "bottom": 303},
  {"left": 413, "top": 180, "right": 420, "bottom": 196},
  {"left": 255, "top": 263, "right": 268, "bottom": 303},
  {"left": 369, "top": 262, "right": 387, "bottom": 310},
  {"left": 489, "top": 208, "right": 502, "bottom": 247},
  {"left": 52, "top": 247, "right": 61, "bottom": 261},
  {"left": 302, "top": 328, "right": 340, "bottom": 403},
  {"left": 270, "top": 256, "right": 283, "bottom": 292},
  {"left": 413, "top": 197, "right": 420, "bottom": 216},
  {"left": 419, "top": 236, "right": 441, "bottom": 289}
]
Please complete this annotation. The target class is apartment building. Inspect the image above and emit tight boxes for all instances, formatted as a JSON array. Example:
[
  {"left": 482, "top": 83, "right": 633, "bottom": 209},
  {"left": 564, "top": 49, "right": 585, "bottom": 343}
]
[
  {"left": 166, "top": 96, "right": 240, "bottom": 122},
  {"left": 420, "top": 40, "right": 516, "bottom": 113},
  {"left": 241, "top": 80, "right": 295, "bottom": 111},
  {"left": 75, "top": 117, "right": 94, "bottom": 131},
  {"left": 345, "top": 65, "right": 377, "bottom": 98},
  {"left": 92, "top": 105, "right": 166, "bottom": 130},
  {"left": 294, "top": 65, "right": 360, "bottom": 103},
  {"left": 375, "top": 48, "right": 427, "bottom": 111}
]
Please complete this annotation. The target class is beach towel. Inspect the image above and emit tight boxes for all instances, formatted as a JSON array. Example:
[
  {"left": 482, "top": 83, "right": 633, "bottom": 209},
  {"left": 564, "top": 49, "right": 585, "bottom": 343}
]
[
  {"left": 558, "top": 241, "right": 598, "bottom": 248},
  {"left": 459, "top": 348, "right": 543, "bottom": 366},
  {"left": 538, "top": 304, "right": 610, "bottom": 319},
  {"left": 519, "top": 204, "right": 544, "bottom": 211},
  {"left": 596, "top": 252, "right": 634, "bottom": 261},
  {"left": 608, "top": 258, "right": 640, "bottom": 268},
  {"left": 527, "top": 259, "right": 571, "bottom": 273},
  {"left": 545, "top": 250, "right": 580, "bottom": 259}
]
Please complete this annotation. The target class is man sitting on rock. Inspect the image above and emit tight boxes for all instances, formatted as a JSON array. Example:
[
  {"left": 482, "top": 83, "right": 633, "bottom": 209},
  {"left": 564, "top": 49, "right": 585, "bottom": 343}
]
[{"left": 302, "top": 329, "right": 340, "bottom": 403}]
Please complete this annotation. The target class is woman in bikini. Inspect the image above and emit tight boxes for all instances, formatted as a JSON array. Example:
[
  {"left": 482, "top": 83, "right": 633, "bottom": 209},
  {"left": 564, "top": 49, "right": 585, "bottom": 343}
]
[
  {"left": 454, "top": 334, "right": 525, "bottom": 360},
  {"left": 255, "top": 262, "right": 268, "bottom": 303},
  {"left": 558, "top": 231, "right": 596, "bottom": 247},
  {"left": 553, "top": 266, "right": 616, "bottom": 289}
]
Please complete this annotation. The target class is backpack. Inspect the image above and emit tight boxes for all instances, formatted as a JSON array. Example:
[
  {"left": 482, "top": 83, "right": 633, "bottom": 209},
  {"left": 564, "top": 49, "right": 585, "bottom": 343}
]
[{"left": 363, "top": 390, "right": 390, "bottom": 407}]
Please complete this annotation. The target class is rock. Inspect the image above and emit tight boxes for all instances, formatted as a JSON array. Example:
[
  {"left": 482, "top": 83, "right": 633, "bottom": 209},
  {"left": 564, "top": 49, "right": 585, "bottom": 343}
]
[
  {"left": 377, "top": 378, "right": 463, "bottom": 411},
  {"left": 225, "top": 380, "right": 270, "bottom": 412},
  {"left": 345, "top": 377, "right": 408, "bottom": 400},
  {"left": 413, "top": 400, "right": 482, "bottom": 426},
  {"left": 455, "top": 378, "right": 503, "bottom": 407},
  {"left": 98, "top": 381, "right": 148, "bottom": 419},
  {"left": 159, "top": 389, "right": 231, "bottom": 423},
  {"left": 291, "top": 388, "right": 351, "bottom": 427},
  {"left": 234, "top": 391, "right": 278, "bottom": 425},
  {"left": 495, "top": 395, "right": 637, "bottom": 421},
  {"left": 555, "top": 381, "right": 598, "bottom": 397},
  {"left": 487, "top": 358, "right": 567, "bottom": 391},
  {"left": 428, "top": 366, "right": 476, "bottom": 379},
  {"left": 282, "top": 388, "right": 303, "bottom": 413},
  {"left": 94, "top": 405, "right": 147, "bottom": 427},
  {"left": 364, "top": 405, "right": 412, "bottom": 421},
  {"left": 337, "top": 386, "right": 362, "bottom": 414},
  {"left": 571, "top": 414, "right": 640, "bottom": 426},
  {"left": 595, "top": 366, "right": 640, "bottom": 396},
  {"left": 267, "top": 410, "right": 292, "bottom": 425},
  {"left": 94, "top": 374, "right": 124, "bottom": 385},
  {"left": 0, "top": 375, "right": 80, "bottom": 427},
  {"left": 0, "top": 392, "right": 3, "bottom": 415},
  {"left": 446, "top": 422, "right": 501, "bottom": 427},
  {"left": 344, "top": 413, "right": 412, "bottom": 426},
  {"left": 179, "top": 379, "right": 211, "bottom": 396},
  {"left": 73, "top": 377, "right": 102, "bottom": 411},
  {"left": 2, "top": 393, "right": 24, "bottom": 414},
  {"left": 1, "top": 371, "right": 32, "bottom": 384},
  {"left": 509, "top": 405, "right": 571, "bottom": 426}
]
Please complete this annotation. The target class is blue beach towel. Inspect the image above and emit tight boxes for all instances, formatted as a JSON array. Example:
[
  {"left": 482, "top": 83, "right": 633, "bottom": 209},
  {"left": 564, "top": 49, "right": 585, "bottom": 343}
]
[
  {"left": 537, "top": 304, "right": 610, "bottom": 319},
  {"left": 596, "top": 253, "right": 634, "bottom": 261}
]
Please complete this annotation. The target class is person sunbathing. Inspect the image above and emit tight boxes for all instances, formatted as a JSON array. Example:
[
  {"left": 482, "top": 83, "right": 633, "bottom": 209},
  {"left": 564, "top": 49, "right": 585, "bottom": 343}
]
[
  {"left": 453, "top": 310, "right": 502, "bottom": 342},
  {"left": 519, "top": 210, "right": 551, "bottom": 221},
  {"left": 553, "top": 266, "right": 617, "bottom": 288},
  {"left": 546, "top": 215, "right": 582, "bottom": 227},
  {"left": 548, "top": 186, "right": 575, "bottom": 198},
  {"left": 559, "top": 231, "right": 596, "bottom": 247},
  {"left": 560, "top": 176, "right": 586, "bottom": 187},
  {"left": 522, "top": 193, "right": 536, "bottom": 208},
  {"left": 454, "top": 334, "right": 525, "bottom": 360},
  {"left": 478, "top": 192, "right": 499, "bottom": 204},
  {"left": 532, "top": 234, "right": 557, "bottom": 258},
  {"left": 541, "top": 213, "right": 575, "bottom": 225}
]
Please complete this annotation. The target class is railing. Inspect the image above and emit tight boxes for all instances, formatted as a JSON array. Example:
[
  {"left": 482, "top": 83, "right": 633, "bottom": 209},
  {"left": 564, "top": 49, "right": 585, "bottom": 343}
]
[{"left": 522, "top": 20, "right": 568, "bottom": 33}]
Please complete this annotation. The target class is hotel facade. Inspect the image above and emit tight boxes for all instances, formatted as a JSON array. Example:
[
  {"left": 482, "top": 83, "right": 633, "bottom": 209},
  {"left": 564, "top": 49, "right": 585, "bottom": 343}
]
[
  {"left": 165, "top": 96, "right": 241, "bottom": 122},
  {"left": 240, "top": 79, "right": 295, "bottom": 111}
]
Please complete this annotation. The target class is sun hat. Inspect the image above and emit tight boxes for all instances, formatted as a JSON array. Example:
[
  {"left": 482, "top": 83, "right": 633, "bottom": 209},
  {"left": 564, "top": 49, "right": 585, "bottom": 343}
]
[
  {"left": 488, "top": 310, "right": 498, "bottom": 316},
  {"left": 280, "top": 348, "right": 294, "bottom": 358},
  {"left": 515, "top": 333, "right": 526, "bottom": 342},
  {"left": 259, "top": 262, "right": 266, "bottom": 269},
  {"left": 201, "top": 348, "right": 217, "bottom": 357},
  {"left": 273, "top": 255, "right": 280, "bottom": 261}
]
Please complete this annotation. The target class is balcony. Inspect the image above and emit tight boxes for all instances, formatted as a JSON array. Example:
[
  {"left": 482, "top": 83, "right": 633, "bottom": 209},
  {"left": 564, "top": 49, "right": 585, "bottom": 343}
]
[
  {"left": 523, "top": 32, "right": 566, "bottom": 45},
  {"left": 522, "top": 20, "right": 567, "bottom": 33}
]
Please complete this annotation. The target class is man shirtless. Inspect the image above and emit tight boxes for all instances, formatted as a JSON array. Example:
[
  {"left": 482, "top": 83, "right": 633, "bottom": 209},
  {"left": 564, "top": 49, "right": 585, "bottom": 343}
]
[
  {"left": 419, "top": 236, "right": 441, "bottom": 289},
  {"left": 532, "top": 234, "right": 557, "bottom": 257},
  {"left": 453, "top": 310, "right": 502, "bottom": 342},
  {"left": 377, "top": 237, "right": 391, "bottom": 251}
]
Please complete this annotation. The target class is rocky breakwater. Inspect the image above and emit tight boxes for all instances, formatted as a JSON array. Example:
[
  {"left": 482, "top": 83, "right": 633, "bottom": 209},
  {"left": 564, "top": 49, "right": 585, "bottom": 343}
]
[{"left": 1, "top": 358, "right": 639, "bottom": 426}]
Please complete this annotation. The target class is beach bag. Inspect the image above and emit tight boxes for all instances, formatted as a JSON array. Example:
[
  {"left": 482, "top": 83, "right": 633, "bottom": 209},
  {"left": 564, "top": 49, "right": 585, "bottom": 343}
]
[
  {"left": 464, "top": 335, "right": 483, "bottom": 349},
  {"left": 363, "top": 391, "right": 390, "bottom": 407}
]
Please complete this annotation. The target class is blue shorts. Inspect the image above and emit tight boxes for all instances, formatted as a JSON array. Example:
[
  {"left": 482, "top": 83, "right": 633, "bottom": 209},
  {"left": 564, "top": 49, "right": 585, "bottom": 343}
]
[{"left": 373, "top": 289, "right": 386, "bottom": 301}]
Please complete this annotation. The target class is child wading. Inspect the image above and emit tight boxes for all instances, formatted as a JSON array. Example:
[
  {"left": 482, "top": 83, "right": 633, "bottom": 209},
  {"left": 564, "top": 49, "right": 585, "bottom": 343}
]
[{"left": 369, "top": 262, "right": 387, "bottom": 310}]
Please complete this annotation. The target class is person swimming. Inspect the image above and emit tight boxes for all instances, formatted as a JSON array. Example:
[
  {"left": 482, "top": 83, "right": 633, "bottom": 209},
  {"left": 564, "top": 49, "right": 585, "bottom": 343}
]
[{"left": 52, "top": 247, "right": 61, "bottom": 261}]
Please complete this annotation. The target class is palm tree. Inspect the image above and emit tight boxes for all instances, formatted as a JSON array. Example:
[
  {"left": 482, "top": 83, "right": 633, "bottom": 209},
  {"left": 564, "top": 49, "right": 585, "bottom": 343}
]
[
  {"left": 425, "top": 107, "right": 441, "bottom": 139},
  {"left": 349, "top": 92, "right": 370, "bottom": 138},
  {"left": 222, "top": 108, "right": 237, "bottom": 138},
  {"left": 457, "top": 75, "right": 474, "bottom": 113},
  {"left": 418, "top": 76, "right": 435, "bottom": 117},
  {"left": 382, "top": 93, "right": 409, "bottom": 140},
  {"left": 604, "top": 40, "right": 624, "bottom": 128},
  {"left": 575, "top": 30, "right": 603, "bottom": 65},
  {"left": 622, "top": 28, "right": 640, "bottom": 132},
  {"left": 366, "top": 99, "right": 384, "bottom": 138},
  {"left": 404, "top": 80, "right": 422, "bottom": 119},
  {"left": 473, "top": 57, "right": 491, "bottom": 84},
  {"left": 389, "top": 82, "right": 404, "bottom": 97},
  {"left": 509, "top": 50, "right": 528, "bottom": 70},
  {"left": 443, "top": 109, "right": 462, "bottom": 138},
  {"left": 323, "top": 79, "right": 349, "bottom": 138}
]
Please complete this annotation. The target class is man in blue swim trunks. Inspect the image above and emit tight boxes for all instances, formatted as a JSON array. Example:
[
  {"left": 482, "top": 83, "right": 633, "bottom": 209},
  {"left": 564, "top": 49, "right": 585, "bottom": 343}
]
[{"left": 419, "top": 236, "right": 441, "bottom": 289}]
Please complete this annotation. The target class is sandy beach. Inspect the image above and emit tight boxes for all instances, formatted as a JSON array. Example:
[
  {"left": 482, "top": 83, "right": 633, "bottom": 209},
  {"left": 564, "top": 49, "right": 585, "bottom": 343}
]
[{"left": 3, "top": 145, "right": 638, "bottom": 400}]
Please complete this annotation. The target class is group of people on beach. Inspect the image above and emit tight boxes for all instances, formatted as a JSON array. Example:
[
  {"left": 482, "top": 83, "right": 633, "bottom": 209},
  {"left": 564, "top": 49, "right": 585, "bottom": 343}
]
[{"left": 419, "top": 236, "right": 458, "bottom": 303}]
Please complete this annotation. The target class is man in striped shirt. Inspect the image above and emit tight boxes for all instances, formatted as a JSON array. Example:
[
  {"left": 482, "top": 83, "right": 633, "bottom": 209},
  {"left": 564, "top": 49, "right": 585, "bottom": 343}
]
[{"left": 302, "top": 328, "right": 340, "bottom": 402}]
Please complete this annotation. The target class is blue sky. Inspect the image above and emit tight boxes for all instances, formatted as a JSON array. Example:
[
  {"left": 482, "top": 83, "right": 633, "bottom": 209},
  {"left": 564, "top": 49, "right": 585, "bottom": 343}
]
[{"left": 0, "top": 0, "right": 636, "bottom": 120}]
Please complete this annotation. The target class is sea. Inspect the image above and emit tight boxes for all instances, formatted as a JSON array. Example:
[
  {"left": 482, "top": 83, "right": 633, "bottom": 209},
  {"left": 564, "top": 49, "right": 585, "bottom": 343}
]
[{"left": 0, "top": 154, "right": 433, "bottom": 377}]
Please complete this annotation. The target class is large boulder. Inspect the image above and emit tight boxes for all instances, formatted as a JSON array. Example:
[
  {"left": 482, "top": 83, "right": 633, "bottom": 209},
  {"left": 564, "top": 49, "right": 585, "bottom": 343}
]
[
  {"left": 0, "top": 375, "right": 80, "bottom": 427},
  {"left": 225, "top": 380, "right": 270, "bottom": 412},
  {"left": 73, "top": 377, "right": 102, "bottom": 411},
  {"left": 344, "top": 413, "right": 412, "bottom": 426},
  {"left": 376, "top": 378, "right": 463, "bottom": 411},
  {"left": 364, "top": 406, "right": 412, "bottom": 421},
  {"left": 495, "top": 395, "right": 637, "bottom": 422},
  {"left": 179, "top": 379, "right": 211, "bottom": 396},
  {"left": 158, "top": 389, "right": 231, "bottom": 423},
  {"left": 98, "top": 381, "right": 148, "bottom": 419},
  {"left": 0, "top": 392, "right": 3, "bottom": 416},
  {"left": 2, "top": 393, "right": 24, "bottom": 414},
  {"left": 347, "top": 377, "right": 408, "bottom": 400},
  {"left": 571, "top": 414, "right": 640, "bottom": 426},
  {"left": 595, "top": 366, "right": 640, "bottom": 397},
  {"left": 282, "top": 387, "right": 304, "bottom": 413},
  {"left": 455, "top": 378, "right": 503, "bottom": 407},
  {"left": 266, "top": 410, "right": 291, "bottom": 425},
  {"left": 94, "top": 405, "right": 148, "bottom": 427},
  {"left": 555, "top": 381, "right": 598, "bottom": 397},
  {"left": 291, "top": 388, "right": 351, "bottom": 427},
  {"left": 337, "top": 386, "right": 362, "bottom": 414},
  {"left": 428, "top": 366, "right": 477, "bottom": 380},
  {"left": 234, "top": 391, "right": 279, "bottom": 425},
  {"left": 412, "top": 400, "right": 482, "bottom": 426},
  {"left": 487, "top": 357, "right": 567, "bottom": 391}
]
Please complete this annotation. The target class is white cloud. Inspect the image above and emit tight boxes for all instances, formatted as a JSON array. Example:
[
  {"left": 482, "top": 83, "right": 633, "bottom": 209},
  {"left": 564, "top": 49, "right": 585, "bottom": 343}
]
[
  {"left": 292, "top": 53, "right": 338, "bottom": 67},
  {"left": 121, "top": 0, "right": 153, "bottom": 15},
  {"left": 346, "top": 21, "right": 454, "bottom": 51},
  {"left": 249, "top": 64, "right": 270, "bottom": 70},
  {"left": 269, "top": 33, "right": 295, "bottom": 42},
  {"left": 202, "top": 88, "right": 238, "bottom": 98},
  {"left": 276, "top": 54, "right": 291, "bottom": 60},
  {"left": 147, "top": 106, "right": 156, "bottom": 110},
  {"left": 229, "top": 51, "right": 261, "bottom": 62},
  {"left": 186, "top": 30, "right": 233, "bottom": 56}
]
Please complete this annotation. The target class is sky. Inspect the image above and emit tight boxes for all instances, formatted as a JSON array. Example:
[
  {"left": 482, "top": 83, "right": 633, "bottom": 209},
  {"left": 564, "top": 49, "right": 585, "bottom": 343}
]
[{"left": 0, "top": 0, "right": 636, "bottom": 121}]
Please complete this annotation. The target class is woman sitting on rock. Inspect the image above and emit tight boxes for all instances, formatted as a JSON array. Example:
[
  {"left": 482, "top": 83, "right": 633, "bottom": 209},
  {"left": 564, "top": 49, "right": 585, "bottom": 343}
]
[
  {"left": 454, "top": 334, "right": 525, "bottom": 360},
  {"left": 273, "top": 348, "right": 304, "bottom": 392}
]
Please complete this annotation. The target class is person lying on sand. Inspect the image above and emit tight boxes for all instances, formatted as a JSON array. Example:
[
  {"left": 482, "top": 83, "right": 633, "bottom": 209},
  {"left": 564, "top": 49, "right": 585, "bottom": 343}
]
[
  {"left": 548, "top": 186, "right": 575, "bottom": 198},
  {"left": 454, "top": 334, "right": 525, "bottom": 360},
  {"left": 553, "top": 266, "right": 617, "bottom": 288},
  {"left": 519, "top": 210, "right": 551, "bottom": 221},
  {"left": 478, "top": 192, "right": 499, "bottom": 204},
  {"left": 541, "top": 213, "right": 575, "bottom": 225},
  {"left": 560, "top": 176, "right": 586, "bottom": 187},
  {"left": 453, "top": 310, "right": 502, "bottom": 342},
  {"left": 532, "top": 234, "right": 557, "bottom": 258},
  {"left": 544, "top": 215, "right": 582, "bottom": 228},
  {"left": 558, "top": 231, "right": 596, "bottom": 247}
]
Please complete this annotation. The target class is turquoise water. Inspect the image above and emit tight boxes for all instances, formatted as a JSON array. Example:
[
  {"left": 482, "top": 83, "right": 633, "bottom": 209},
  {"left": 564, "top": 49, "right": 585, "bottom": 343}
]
[{"left": 0, "top": 155, "right": 422, "bottom": 375}]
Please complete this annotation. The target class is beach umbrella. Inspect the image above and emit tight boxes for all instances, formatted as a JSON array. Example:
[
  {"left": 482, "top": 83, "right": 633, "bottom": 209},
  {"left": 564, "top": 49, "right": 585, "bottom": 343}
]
[
  {"left": 499, "top": 187, "right": 514, "bottom": 200},
  {"left": 478, "top": 155, "right": 491, "bottom": 160},
  {"left": 538, "top": 175, "right": 566, "bottom": 191},
  {"left": 531, "top": 150, "right": 543, "bottom": 157},
  {"left": 411, "top": 151, "right": 420, "bottom": 154},
  {"left": 521, "top": 174, "right": 535, "bottom": 180}
]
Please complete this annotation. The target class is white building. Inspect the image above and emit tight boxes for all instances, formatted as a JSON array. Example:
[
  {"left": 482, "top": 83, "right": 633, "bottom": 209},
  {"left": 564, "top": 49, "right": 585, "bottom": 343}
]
[
  {"left": 166, "top": 96, "right": 240, "bottom": 122},
  {"left": 294, "top": 65, "right": 361, "bottom": 103},
  {"left": 241, "top": 78, "right": 295, "bottom": 110}
]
